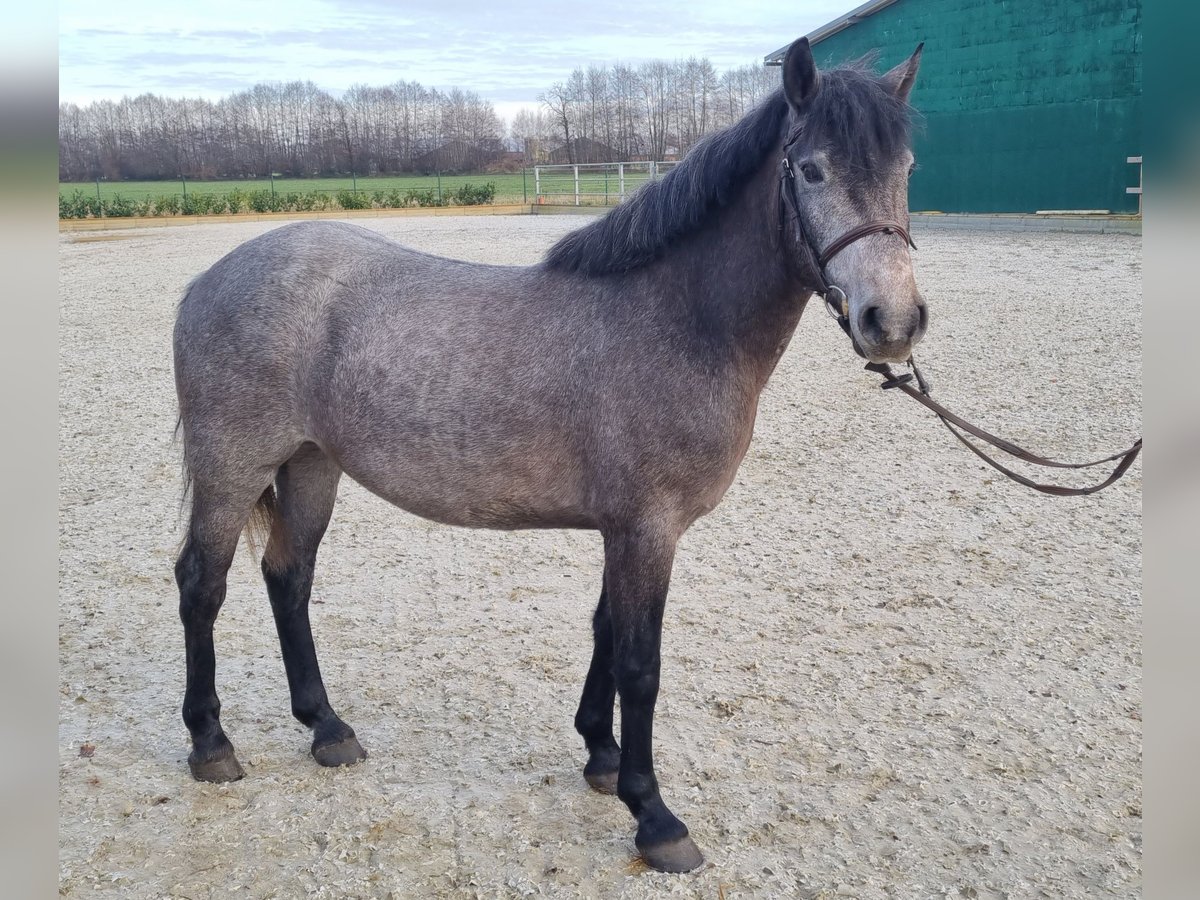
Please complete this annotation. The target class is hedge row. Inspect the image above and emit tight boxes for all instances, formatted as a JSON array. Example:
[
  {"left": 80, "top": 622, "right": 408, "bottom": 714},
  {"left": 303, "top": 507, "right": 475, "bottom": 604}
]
[{"left": 59, "top": 183, "right": 497, "bottom": 219}]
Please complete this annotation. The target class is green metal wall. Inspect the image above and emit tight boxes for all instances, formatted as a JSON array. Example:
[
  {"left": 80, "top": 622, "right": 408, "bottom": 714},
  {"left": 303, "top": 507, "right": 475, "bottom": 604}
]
[{"left": 810, "top": 0, "right": 1141, "bottom": 213}]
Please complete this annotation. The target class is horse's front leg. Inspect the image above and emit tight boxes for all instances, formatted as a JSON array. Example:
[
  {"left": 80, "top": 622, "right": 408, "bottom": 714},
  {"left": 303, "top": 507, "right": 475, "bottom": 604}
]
[{"left": 603, "top": 524, "right": 704, "bottom": 873}]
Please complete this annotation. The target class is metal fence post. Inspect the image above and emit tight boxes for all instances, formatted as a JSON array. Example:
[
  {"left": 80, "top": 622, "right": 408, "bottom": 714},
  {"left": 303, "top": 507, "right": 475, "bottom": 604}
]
[
  {"left": 1126, "top": 155, "right": 1142, "bottom": 215},
  {"left": 618, "top": 163, "right": 625, "bottom": 202},
  {"left": 534, "top": 166, "right": 540, "bottom": 204},
  {"left": 522, "top": 167, "right": 527, "bottom": 204},
  {"left": 573, "top": 165, "right": 579, "bottom": 206}
]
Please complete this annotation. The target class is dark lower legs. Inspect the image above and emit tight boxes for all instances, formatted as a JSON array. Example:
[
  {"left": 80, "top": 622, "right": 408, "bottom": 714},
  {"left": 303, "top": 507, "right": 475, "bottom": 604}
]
[
  {"left": 575, "top": 584, "right": 621, "bottom": 793},
  {"left": 176, "top": 497, "right": 251, "bottom": 782},
  {"left": 576, "top": 526, "right": 704, "bottom": 873},
  {"left": 178, "top": 444, "right": 362, "bottom": 783},
  {"left": 262, "top": 445, "right": 365, "bottom": 767}
]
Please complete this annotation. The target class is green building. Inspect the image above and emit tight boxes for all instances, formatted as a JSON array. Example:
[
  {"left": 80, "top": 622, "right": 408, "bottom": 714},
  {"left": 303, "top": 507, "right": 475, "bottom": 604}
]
[{"left": 766, "top": 0, "right": 1142, "bottom": 214}]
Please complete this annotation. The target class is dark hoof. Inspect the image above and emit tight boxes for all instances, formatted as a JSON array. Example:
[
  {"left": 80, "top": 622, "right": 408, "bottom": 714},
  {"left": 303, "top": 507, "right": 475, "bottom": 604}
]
[
  {"left": 638, "top": 835, "right": 705, "bottom": 873},
  {"left": 585, "top": 769, "right": 619, "bottom": 794},
  {"left": 188, "top": 749, "right": 245, "bottom": 783},
  {"left": 313, "top": 735, "right": 367, "bottom": 768}
]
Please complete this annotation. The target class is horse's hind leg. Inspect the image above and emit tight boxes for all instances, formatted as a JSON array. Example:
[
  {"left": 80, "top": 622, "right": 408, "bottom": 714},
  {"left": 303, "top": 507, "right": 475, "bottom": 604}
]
[
  {"left": 261, "top": 443, "right": 366, "bottom": 768},
  {"left": 574, "top": 578, "right": 621, "bottom": 794},
  {"left": 177, "top": 482, "right": 267, "bottom": 782}
]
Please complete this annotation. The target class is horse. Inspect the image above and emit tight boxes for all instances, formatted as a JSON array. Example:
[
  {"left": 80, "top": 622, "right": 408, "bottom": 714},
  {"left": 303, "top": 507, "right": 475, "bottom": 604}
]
[{"left": 172, "top": 37, "right": 926, "bottom": 873}]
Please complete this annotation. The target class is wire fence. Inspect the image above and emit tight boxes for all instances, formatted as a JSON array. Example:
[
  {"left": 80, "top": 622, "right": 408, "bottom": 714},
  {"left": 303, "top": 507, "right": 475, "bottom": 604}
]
[{"left": 533, "top": 162, "right": 678, "bottom": 207}]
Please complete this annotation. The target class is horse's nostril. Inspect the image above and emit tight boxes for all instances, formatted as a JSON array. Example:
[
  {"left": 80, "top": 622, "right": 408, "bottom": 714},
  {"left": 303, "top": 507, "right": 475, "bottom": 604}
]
[
  {"left": 916, "top": 301, "right": 929, "bottom": 335},
  {"left": 859, "top": 305, "right": 883, "bottom": 340}
]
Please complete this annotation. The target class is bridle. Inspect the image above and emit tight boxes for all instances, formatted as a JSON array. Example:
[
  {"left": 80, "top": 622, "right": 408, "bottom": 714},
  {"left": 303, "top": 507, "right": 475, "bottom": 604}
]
[
  {"left": 776, "top": 143, "right": 1141, "bottom": 497},
  {"left": 778, "top": 151, "right": 916, "bottom": 354}
]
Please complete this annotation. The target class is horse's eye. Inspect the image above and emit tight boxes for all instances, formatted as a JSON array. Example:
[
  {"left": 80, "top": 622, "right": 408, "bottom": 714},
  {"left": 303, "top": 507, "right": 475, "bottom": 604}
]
[
  {"left": 908, "top": 162, "right": 917, "bottom": 177},
  {"left": 800, "top": 162, "right": 823, "bottom": 184}
]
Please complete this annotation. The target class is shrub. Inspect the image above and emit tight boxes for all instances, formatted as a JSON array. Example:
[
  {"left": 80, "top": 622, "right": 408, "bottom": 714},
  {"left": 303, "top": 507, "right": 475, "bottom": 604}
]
[
  {"left": 103, "top": 195, "right": 137, "bottom": 217},
  {"left": 336, "top": 189, "right": 372, "bottom": 210},
  {"left": 286, "top": 191, "right": 315, "bottom": 212},
  {"left": 452, "top": 182, "right": 496, "bottom": 206},
  {"left": 404, "top": 188, "right": 443, "bottom": 208},
  {"left": 60, "top": 190, "right": 101, "bottom": 219},
  {"left": 58, "top": 179, "right": 501, "bottom": 219},
  {"left": 225, "top": 189, "right": 248, "bottom": 214},
  {"left": 181, "top": 192, "right": 221, "bottom": 215},
  {"left": 246, "top": 190, "right": 272, "bottom": 213}
]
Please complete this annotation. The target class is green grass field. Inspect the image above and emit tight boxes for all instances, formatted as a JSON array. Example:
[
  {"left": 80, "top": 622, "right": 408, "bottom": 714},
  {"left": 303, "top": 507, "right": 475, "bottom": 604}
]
[{"left": 60, "top": 167, "right": 666, "bottom": 209}]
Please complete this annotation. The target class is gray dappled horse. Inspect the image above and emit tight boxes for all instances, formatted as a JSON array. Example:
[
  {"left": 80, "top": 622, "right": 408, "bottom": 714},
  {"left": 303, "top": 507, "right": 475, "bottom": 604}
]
[{"left": 173, "top": 38, "right": 926, "bottom": 872}]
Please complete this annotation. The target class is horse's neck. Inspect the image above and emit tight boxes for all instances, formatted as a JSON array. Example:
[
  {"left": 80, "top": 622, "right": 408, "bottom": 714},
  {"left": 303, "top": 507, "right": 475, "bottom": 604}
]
[{"left": 658, "top": 166, "right": 810, "bottom": 390}]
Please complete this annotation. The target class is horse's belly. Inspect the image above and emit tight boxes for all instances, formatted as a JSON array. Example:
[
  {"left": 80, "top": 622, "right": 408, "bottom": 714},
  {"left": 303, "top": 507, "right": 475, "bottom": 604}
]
[{"left": 334, "top": 445, "right": 595, "bottom": 531}]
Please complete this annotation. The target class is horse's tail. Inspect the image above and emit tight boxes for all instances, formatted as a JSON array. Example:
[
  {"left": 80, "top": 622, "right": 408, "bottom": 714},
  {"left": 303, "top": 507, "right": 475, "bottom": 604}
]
[
  {"left": 174, "top": 415, "right": 192, "bottom": 559},
  {"left": 246, "top": 484, "right": 286, "bottom": 570}
]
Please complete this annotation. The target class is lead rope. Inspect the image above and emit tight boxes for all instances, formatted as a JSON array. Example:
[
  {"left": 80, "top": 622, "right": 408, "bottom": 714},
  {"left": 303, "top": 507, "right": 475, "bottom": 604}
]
[
  {"left": 780, "top": 149, "right": 1141, "bottom": 495},
  {"left": 864, "top": 357, "right": 1142, "bottom": 497}
]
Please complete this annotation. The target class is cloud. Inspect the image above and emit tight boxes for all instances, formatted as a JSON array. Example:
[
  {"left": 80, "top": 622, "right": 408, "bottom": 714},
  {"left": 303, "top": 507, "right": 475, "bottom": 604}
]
[{"left": 58, "top": 0, "right": 831, "bottom": 104}]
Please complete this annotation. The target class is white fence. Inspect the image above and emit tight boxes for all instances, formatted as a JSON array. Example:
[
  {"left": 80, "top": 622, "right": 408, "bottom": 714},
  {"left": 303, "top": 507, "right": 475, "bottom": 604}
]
[{"left": 533, "top": 161, "right": 678, "bottom": 206}]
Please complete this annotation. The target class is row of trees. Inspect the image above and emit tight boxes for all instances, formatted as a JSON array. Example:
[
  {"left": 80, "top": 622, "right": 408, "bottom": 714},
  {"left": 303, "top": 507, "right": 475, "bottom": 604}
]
[
  {"left": 58, "top": 83, "right": 505, "bottom": 182},
  {"left": 58, "top": 58, "right": 781, "bottom": 182},
  {"left": 531, "top": 59, "right": 778, "bottom": 164}
]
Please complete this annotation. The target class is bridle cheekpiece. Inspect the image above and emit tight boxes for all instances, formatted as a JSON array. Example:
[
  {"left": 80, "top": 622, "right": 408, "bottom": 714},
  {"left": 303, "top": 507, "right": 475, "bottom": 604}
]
[{"left": 778, "top": 151, "right": 917, "bottom": 344}]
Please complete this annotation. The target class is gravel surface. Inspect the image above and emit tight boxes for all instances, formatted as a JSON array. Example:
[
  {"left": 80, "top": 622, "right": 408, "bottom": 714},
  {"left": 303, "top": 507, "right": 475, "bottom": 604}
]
[{"left": 59, "top": 215, "right": 1141, "bottom": 899}]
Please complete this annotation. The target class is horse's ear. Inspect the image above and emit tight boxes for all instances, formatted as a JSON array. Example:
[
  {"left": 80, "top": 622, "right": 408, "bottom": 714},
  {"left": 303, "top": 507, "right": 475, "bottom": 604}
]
[
  {"left": 782, "top": 37, "right": 820, "bottom": 112},
  {"left": 882, "top": 43, "right": 924, "bottom": 103}
]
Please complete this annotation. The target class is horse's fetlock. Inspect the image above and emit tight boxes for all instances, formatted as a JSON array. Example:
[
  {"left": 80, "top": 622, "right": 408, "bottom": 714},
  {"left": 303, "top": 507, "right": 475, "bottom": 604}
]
[{"left": 617, "top": 770, "right": 658, "bottom": 809}]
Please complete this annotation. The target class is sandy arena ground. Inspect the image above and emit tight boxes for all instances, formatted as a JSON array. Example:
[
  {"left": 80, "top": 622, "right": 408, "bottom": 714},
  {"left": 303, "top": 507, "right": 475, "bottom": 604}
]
[{"left": 59, "top": 214, "right": 1141, "bottom": 899}]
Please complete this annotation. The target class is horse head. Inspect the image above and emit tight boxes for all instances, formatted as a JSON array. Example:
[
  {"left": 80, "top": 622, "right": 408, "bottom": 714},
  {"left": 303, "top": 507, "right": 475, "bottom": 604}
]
[{"left": 778, "top": 37, "right": 927, "bottom": 363}]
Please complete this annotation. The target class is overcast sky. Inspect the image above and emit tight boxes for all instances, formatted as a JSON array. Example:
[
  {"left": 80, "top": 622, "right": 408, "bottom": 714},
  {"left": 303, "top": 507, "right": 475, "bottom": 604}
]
[{"left": 59, "top": 0, "right": 848, "bottom": 125}]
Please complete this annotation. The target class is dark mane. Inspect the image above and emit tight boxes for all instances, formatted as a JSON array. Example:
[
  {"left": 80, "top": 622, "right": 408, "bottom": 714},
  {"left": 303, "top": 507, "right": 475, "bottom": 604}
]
[
  {"left": 542, "top": 60, "right": 913, "bottom": 277},
  {"left": 541, "top": 92, "right": 789, "bottom": 277}
]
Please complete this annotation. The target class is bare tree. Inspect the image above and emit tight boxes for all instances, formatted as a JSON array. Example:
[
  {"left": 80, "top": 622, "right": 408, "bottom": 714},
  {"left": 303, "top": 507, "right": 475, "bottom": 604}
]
[{"left": 539, "top": 80, "right": 578, "bottom": 163}]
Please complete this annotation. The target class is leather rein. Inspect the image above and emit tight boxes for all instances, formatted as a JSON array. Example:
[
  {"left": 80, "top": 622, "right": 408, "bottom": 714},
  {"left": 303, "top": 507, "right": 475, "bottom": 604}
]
[{"left": 778, "top": 151, "right": 1142, "bottom": 497}]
